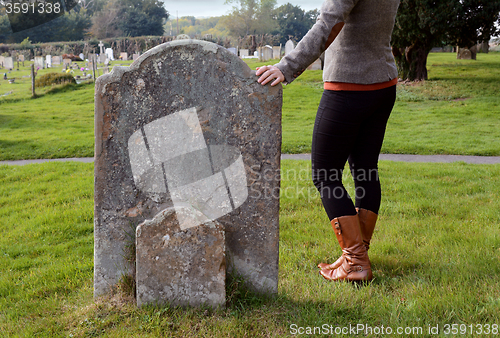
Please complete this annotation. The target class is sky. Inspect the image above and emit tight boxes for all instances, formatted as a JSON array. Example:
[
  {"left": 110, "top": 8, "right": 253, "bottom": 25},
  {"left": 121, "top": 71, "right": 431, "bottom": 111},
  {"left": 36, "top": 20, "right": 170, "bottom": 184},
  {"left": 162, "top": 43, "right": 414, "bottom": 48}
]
[{"left": 163, "top": 0, "right": 325, "bottom": 18}]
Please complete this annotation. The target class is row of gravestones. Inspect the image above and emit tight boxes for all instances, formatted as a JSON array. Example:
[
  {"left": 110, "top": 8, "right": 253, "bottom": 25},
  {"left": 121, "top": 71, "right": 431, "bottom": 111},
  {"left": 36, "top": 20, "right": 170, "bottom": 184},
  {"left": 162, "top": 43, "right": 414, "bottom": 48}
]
[
  {"left": 0, "top": 52, "right": 142, "bottom": 70},
  {"left": 94, "top": 39, "right": 283, "bottom": 309}
]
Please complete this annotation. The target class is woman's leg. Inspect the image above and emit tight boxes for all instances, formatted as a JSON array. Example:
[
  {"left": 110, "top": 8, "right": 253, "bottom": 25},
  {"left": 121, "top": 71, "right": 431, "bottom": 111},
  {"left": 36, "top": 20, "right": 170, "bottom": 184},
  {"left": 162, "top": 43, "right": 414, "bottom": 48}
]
[{"left": 348, "top": 85, "right": 396, "bottom": 214}]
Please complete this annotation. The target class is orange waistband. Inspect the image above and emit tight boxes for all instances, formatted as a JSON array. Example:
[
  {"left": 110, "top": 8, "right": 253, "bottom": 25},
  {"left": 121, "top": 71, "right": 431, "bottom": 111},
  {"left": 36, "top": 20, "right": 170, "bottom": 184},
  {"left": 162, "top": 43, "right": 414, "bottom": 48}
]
[{"left": 324, "top": 78, "right": 398, "bottom": 91}]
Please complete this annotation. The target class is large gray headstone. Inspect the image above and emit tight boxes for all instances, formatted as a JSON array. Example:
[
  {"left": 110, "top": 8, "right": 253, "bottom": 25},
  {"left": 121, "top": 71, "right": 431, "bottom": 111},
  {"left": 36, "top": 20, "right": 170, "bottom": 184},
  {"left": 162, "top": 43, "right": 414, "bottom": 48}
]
[{"left": 94, "top": 40, "right": 282, "bottom": 300}]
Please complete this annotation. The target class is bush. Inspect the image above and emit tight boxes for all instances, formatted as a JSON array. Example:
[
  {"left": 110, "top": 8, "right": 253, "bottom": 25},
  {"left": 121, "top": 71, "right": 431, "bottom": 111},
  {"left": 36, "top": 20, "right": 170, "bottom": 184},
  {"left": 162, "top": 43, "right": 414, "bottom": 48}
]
[{"left": 34, "top": 72, "right": 76, "bottom": 88}]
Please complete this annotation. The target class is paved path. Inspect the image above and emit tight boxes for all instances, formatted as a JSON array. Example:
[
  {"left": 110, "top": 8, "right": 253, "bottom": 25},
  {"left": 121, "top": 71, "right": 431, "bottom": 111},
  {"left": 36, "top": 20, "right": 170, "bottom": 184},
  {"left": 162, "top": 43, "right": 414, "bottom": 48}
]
[{"left": 2, "top": 154, "right": 500, "bottom": 166}]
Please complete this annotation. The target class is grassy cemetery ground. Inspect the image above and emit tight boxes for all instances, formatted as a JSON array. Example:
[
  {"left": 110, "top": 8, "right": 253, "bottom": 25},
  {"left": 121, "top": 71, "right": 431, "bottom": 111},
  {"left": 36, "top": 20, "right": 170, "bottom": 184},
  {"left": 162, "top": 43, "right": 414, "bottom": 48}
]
[
  {"left": 1, "top": 160, "right": 499, "bottom": 336},
  {"left": 1, "top": 53, "right": 500, "bottom": 336},
  {"left": 1, "top": 54, "right": 500, "bottom": 160}
]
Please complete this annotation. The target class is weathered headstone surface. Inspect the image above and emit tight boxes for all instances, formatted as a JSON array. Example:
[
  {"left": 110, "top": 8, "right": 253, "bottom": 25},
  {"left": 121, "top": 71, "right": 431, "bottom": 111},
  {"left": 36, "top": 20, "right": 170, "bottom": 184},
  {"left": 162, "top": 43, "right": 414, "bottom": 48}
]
[
  {"left": 284, "top": 40, "right": 295, "bottom": 56},
  {"left": 4, "top": 57, "right": 14, "bottom": 69},
  {"left": 120, "top": 52, "right": 128, "bottom": 61},
  {"left": 272, "top": 46, "right": 281, "bottom": 59},
  {"left": 239, "top": 49, "right": 249, "bottom": 58},
  {"left": 227, "top": 47, "right": 237, "bottom": 55},
  {"left": 94, "top": 40, "right": 282, "bottom": 300},
  {"left": 136, "top": 206, "right": 225, "bottom": 308}
]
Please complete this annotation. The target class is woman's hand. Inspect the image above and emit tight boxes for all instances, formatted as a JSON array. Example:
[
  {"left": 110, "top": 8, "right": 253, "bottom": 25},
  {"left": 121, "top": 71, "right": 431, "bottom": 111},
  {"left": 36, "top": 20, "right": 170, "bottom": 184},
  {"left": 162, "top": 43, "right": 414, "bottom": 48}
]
[{"left": 256, "top": 66, "right": 285, "bottom": 86}]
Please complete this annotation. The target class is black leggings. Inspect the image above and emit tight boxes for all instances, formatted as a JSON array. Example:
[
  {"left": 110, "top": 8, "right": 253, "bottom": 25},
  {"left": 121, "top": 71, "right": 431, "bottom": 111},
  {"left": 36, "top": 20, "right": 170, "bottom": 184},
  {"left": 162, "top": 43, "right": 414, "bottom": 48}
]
[{"left": 311, "top": 86, "right": 396, "bottom": 220}]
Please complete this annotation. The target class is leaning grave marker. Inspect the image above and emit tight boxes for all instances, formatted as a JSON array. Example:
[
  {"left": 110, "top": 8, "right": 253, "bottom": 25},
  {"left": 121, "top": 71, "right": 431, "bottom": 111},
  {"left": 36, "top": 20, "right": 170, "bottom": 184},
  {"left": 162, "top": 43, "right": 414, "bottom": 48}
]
[{"left": 94, "top": 40, "right": 282, "bottom": 305}]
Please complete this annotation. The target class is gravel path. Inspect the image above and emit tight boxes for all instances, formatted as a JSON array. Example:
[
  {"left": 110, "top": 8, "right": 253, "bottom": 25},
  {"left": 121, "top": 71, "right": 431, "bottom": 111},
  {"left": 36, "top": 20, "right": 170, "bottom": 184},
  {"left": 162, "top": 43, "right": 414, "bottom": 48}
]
[{"left": 2, "top": 154, "right": 500, "bottom": 166}]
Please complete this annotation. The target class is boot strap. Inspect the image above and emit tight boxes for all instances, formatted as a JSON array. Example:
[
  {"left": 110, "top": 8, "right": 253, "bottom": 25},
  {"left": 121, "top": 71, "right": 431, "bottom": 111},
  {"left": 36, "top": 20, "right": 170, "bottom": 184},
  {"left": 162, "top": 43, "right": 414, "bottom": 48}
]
[{"left": 348, "top": 265, "right": 364, "bottom": 273}]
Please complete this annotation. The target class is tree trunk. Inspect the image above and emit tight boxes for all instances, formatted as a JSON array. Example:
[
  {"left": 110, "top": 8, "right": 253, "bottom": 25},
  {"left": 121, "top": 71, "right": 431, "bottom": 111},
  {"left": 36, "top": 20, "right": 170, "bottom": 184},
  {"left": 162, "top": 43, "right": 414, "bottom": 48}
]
[{"left": 393, "top": 44, "right": 430, "bottom": 81}]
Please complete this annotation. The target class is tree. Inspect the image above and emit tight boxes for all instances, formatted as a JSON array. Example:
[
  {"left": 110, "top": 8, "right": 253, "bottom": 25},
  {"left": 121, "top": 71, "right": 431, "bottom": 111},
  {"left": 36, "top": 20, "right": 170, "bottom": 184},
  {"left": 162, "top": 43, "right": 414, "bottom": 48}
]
[
  {"left": 448, "top": 0, "right": 500, "bottom": 59},
  {"left": 392, "top": 0, "right": 500, "bottom": 81},
  {"left": 89, "top": 0, "right": 123, "bottom": 38},
  {"left": 272, "top": 3, "right": 317, "bottom": 44},
  {"left": 117, "top": 0, "right": 168, "bottom": 37},
  {"left": 89, "top": 0, "right": 168, "bottom": 38},
  {"left": 222, "top": 0, "right": 277, "bottom": 36}
]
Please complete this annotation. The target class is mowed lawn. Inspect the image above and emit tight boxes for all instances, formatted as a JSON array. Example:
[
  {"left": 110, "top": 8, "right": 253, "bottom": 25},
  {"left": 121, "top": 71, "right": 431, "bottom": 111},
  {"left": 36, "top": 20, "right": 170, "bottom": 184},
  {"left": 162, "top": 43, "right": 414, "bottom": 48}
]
[
  {"left": 0, "top": 52, "right": 499, "bottom": 337},
  {"left": 1, "top": 53, "right": 500, "bottom": 160},
  {"left": 1, "top": 160, "right": 499, "bottom": 337}
]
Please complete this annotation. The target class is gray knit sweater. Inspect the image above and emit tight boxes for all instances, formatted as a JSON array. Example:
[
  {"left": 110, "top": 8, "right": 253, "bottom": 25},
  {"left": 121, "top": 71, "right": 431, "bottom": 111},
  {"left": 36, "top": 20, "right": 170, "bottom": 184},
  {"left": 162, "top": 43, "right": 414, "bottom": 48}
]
[{"left": 275, "top": 0, "right": 400, "bottom": 85}]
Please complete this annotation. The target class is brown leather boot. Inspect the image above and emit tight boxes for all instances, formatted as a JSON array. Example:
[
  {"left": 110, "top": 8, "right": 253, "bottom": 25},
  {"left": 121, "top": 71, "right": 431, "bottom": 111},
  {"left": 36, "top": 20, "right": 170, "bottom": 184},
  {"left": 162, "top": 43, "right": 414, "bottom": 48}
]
[
  {"left": 317, "top": 208, "right": 378, "bottom": 270},
  {"left": 319, "top": 214, "right": 372, "bottom": 282}
]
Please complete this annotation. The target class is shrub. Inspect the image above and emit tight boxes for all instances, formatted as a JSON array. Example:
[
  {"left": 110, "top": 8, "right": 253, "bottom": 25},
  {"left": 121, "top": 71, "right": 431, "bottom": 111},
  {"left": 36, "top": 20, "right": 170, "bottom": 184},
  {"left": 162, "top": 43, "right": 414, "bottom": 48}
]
[{"left": 34, "top": 72, "right": 76, "bottom": 88}]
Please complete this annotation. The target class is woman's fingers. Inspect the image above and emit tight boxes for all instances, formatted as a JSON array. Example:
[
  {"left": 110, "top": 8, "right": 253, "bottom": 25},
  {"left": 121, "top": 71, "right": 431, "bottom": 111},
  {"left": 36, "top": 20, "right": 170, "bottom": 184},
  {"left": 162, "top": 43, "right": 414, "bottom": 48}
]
[{"left": 256, "top": 66, "right": 284, "bottom": 86}]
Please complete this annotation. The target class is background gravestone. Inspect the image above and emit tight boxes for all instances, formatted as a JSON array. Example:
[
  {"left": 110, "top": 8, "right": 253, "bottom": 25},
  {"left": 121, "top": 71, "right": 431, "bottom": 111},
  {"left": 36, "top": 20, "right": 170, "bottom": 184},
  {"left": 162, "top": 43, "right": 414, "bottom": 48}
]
[
  {"left": 4, "top": 57, "right": 14, "bottom": 69},
  {"left": 94, "top": 39, "right": 282, "bottom": 299},
  {"left": 272, "top": 46, "right": 281, "bottom": 59},
  {"left": 46, "top": 55, "right": 52, "bottom": 68},
  {"left": 34, "top": 56, "right": 44, "bottom": 69},
  {"left": 0, "top": 56, "right": 5, "bottom": 67},
  {"left": 284, "top": 40, "right": 295, "bottom": 56},
  {"left": 239, "top": 49, "right": 249, "bottom": 58},
  {"left": 120, "top": 52, "right": 128, "bottom": 61},
  {"left": 52, "top": 56, "right": 61, "bottom": 65}
]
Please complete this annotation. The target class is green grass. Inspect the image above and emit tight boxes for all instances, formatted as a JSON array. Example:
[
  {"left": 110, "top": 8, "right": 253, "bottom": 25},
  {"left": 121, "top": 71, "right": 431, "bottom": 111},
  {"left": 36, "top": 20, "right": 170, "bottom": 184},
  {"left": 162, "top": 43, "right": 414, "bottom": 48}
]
[
  {"left": 1, "top": 160, "right": 499, "bottom": 337},
  {"left": 0, "top": 61, "right": 134, "bottom": 161}
]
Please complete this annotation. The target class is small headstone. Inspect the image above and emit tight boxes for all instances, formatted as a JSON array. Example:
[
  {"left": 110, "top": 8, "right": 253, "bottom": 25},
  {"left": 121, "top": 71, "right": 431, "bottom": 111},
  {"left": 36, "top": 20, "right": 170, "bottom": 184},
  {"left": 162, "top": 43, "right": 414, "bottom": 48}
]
[
  {"left": 63, "top": 58, "right": 72, "bottom": 67},
  {"left": 307, "top": 58, "right": 322, "bottom": 70},
  {"left": 239, "top": 49, "right": 249, "bottom": 58},
  {"left": 120, "top": 52, "right": 128, "bottom": 61},
  {"left": 52, "top": 56, "right": 61, "bottom": 65},
  {"left": 272, "top": 46, "right": 281, "bottom": 59},
  {"left": 176, "top": 34, "right": 190, "bottom": 40},
  {"left": 0, "top": 56, "right": 4, "bottom": 67},
  {"left": 105, "top": 48, "right": 115, "bottom": 61},
  {"left": 260, "top": 46, "right": 273, "bottom": 61},
  {"left": 94, "top": 40, "right": 282, "bottom": 301},
  {"left": 4, "top": 57, "right": 14, "bottom": 69},
  {"left": 457, "top": 47, "right": 472, "bottom": 60},
  {"left": 17, "top": 55, "right": 25, "bottom": 62},
  {"left": 98, "top": 54, "right": 107, "bottom": 64},
  {"left": 46, "top": 55, "right": 52, "bottom": 68},
  {"left": 136, "top": 207, "right": 225, "bottom": 308},
  {"left": 227, "top": 47, "right": 237, "bottom": 55},
  {"left": 79, "top": 53, "right": 85, "bottom": 61},
  {"left": 132, "top": 53, "right": 140, "bottom": 61},
  {"left": 284, "top": 40, "right": 295, "bottom": 56},
  {"left": 34, "top": 56, "right": 44, "bottom": 69}
]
